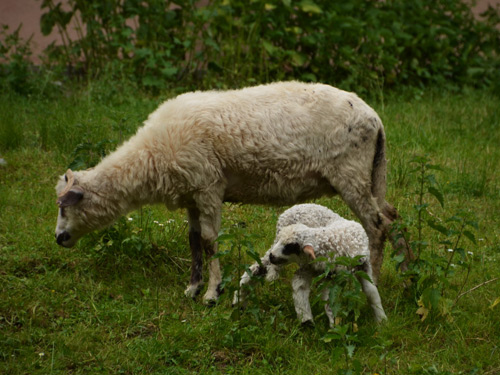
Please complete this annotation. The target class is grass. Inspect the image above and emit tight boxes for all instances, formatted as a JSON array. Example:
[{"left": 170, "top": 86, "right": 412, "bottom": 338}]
[{"left": 0, "top": 83, "right": 499, "bottom": 374}]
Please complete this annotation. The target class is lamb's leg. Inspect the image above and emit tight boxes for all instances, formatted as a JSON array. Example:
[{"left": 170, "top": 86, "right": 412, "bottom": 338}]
[
  {"left": 358, "top": 264, "right": 387, "bottom": 323},
  {"left": 292, "top": 269, "right": 314, "bottom": 324},
  {"left": 321, "top": 288, "right": 336, "bottom": 328},
  {"left": 232, "top": 254, "right": 271, "bottom": 307}
]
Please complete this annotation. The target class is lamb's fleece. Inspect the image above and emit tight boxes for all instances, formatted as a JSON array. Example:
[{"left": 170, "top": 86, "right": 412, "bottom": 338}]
[{"left": 233, "top": 203, "right": 340, "bottom": 301}]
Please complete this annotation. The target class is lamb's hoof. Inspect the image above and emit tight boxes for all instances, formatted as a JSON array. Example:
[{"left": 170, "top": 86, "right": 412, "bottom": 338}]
[{"left": 184, "top": 284, "right": 203, "bottom": 300}]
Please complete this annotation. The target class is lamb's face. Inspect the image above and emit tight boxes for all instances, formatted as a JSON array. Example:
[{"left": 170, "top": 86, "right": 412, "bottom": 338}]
[
  {"left": 268, "top": 224, "right": 316, "bottom": 266},
  {"left": 54, "top": 170, "right": 95, "bottom": 247}
]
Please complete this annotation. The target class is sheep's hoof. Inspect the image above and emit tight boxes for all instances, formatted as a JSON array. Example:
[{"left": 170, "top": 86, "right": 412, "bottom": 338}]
[
  {"left": 301, "top": 320, "right": 315, "bottom": 329},
  {"left": 202, "top": 285, "right": 223, "bottom": 306},
  {"left": 184, "top": 283, "right": 203, "bottom": 300}
]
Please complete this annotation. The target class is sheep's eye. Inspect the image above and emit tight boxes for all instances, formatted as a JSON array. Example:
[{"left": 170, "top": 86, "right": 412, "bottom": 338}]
[
  {"left": 283, "top": 243, "right": 300, "bottom": 256},
  {"left": 60, "top": 207, "right": 66, "bottom": 218}
]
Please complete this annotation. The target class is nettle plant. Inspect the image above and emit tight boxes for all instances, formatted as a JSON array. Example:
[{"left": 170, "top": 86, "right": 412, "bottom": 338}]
[
  {"left": 215, "top": 224, "right": 262, "bottom": 307},
  {"left": 316, "top": 256, "right": 368, "bottom": 374},
  {"left": 391, "top": 155, "right": 478, "bottom": 322}
]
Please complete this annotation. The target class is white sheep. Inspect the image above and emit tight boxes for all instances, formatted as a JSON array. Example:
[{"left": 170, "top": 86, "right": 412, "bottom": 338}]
[
  {"left": 54, "top": 81, "right": 410, "bottom": 305},
  {"left": 246, "top": 205, "right": 387, "bottom": 325}
]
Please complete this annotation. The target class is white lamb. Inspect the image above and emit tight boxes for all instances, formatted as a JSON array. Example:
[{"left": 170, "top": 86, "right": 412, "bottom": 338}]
[
  {"left": 233, "top": 203, "right": 341, "bottom": 301},
  {"left": 249, "top": 205, "right": 387, "bottom": 325},
  {"left": 54, "top": 81, "right": 411, "bottom": 305}
]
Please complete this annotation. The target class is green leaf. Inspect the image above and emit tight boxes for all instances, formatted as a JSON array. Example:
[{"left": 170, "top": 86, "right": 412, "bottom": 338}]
[
  {"left": 245, "top": 249, "right": 263, "bottom": 266},
  {"left": 345, "top": 344, "right": 356, "bottom": 358},
  {"left": 160, "top": 66, "right": 178, "bottom": 78},
  {"left": 422, "top": 287, "right": 441, "bottom": 310},
  {"left": 463, "top": 230, "right": 477, "bottom": 244},
  {"left": 262, "top": 40, "right": 277, "bottom": 56},
  {"left": 490, "top": 297, "right": 500, "bottom": 309},
  {"left": 289, "top": 51, "right": 307, "bottom": 67},
  {"left": 427, "top": 219, "right": 449, "bottom": 236},
  {"left": 428, "top": 186, "right": 445, "bottom": 208},
  {"left": 299, "top": 0, "right": 322, "bottom": 14}
]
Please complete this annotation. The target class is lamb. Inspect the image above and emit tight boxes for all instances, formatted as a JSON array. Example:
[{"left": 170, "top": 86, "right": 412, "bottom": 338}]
[
  {"left": 54, "top": 81, "right": 411, "bottom": 305},
  {"left": 244, "top": 204, "right": 387, "bottom": 325},
  {"left": 233, "top": 203, "right": 341, "bottom": 303}
]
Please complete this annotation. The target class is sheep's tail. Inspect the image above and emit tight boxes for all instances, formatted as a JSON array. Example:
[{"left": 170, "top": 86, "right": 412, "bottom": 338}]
[
  {"left": 372, "top": 125, "right": 416, "bottom": 270},
  {"left": 371, "top": 127, "right": 387, "bottom": 209}
]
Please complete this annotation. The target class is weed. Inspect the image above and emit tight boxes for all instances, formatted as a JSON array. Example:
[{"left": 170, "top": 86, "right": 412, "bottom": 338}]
[{"left": 391, "top": 155, "right": 480, "bottom": 322}]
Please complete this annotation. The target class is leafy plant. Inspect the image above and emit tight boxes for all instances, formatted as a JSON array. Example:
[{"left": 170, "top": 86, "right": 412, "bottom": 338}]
[
  {"left": 0, "top": 25, "right": 35, "bottom": 94},
  {"left": 391, "top": 155, "right": 479, "bottom": 322},
  {"left": 318, "top": 256, "right": 369, "bottom": 375},
  {"left": 215, "top": 223, "right": 262, "bottom": 311},
  {"left": 35, "top": 0, "right": 500, "bottom": 92}
]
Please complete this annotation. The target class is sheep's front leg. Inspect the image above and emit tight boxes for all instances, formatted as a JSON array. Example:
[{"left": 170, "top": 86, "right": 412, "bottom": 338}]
[
  {"left": 198, "top": 202, "right": 224, "bottom": 305},
  {"left": 185, "top": 209, "right": 204, "bottom": 299},
  {"left": 202, "top": 238, "right": 222, "bottom": 304},
  {"left": 291, "top": 269, "right": 314, "bottom": 324}
]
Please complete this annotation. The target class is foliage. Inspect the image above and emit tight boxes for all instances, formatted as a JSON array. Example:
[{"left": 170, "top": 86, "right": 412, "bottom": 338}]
[
  {"left": 0, "top": 25, "right": 37, "bottom": 95},
  {"left": 390, "top": 156, "right": 480, "bottom": 322},
  {"left": 317, "top": 256, "right": 368, "bottom": 375},
  {"left": 3, "top": 0, "right": 498, "bottom": 93}
]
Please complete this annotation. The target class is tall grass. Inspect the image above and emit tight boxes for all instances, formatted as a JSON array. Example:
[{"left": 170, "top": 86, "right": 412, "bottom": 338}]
[{"left": 0, "top": 85, "right": 498, "bottom": 374}]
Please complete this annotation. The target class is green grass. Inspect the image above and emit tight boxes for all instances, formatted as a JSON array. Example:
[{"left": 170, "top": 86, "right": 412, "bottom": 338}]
[{"left": 0, "top": 84, "right": 499, "bottom": 374}]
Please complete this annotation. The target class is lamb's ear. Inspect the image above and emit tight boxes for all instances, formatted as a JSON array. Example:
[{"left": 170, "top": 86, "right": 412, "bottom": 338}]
[
  {"left": 303, "top": 245, "right": 316, "bottom": 260},
  {"left": 57, "top": 186, "right": 84, "bottom": 207}
]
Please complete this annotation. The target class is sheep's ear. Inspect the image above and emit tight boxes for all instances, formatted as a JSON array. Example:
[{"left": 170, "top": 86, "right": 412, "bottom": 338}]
[
  {"left": 57, "top": 187, "right": 84, "bottom": 207},
  {"left": 303, "top": 245, "right": 316, "bottom": 260}
]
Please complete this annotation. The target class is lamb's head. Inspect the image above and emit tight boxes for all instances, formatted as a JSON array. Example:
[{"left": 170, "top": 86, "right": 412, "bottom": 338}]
[
  {"left": 268, "top": 224, "right": 317, "bottom": 266},
  {"left": 54, "top": 169, "right": 105, "bottom": 247}
]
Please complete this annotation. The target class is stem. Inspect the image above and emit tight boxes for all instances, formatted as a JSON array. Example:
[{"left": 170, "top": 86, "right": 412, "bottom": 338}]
[
  {"left": 444, "top": 221, "right": 465, "bottom": 277},
  {"left": 454, "top": 277, "right": 499, "bottom": 303},
  {"left": 453, "top": 259, "right": 472, "bottom": 303},
  {"left": 416, "top": 161, "right": 425, "bottom": 261},
  {"left": 237, "top": 242, "right": 242, "bottom": 320}
]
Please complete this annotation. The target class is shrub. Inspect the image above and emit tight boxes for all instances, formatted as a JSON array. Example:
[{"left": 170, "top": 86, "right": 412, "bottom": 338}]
[{"left": 33, "top": 0, "right": 500, "bottom": 92}]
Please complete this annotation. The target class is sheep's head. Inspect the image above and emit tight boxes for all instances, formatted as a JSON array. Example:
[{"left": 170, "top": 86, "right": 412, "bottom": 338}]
[
  {"left": 54, "top": 169, "right": 94, "bottom": 247},
  {"left": 268, "top": 224, "right": 316, "bottom": 266}
]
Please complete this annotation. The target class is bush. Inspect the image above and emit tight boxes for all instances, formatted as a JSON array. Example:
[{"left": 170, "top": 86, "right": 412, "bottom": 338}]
[{"left": 32, "top": 0, "right": 500, "bottom": 93}]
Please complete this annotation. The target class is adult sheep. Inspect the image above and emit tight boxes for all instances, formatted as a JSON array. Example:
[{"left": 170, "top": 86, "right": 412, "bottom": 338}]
[{"left": 54, "top": 81, "right": 410, "bottom": 304}]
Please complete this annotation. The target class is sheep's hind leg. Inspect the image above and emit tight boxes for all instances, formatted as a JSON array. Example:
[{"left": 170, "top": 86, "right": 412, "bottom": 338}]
[
  {"left": 358, "top": 264, "right": 387, "bottom": 323},
  {"left": 381, "top": 202, "right": 415, "bottom": 272},
  {"left": 335, "top": 180, "right": 386, "bottom": 285}
]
